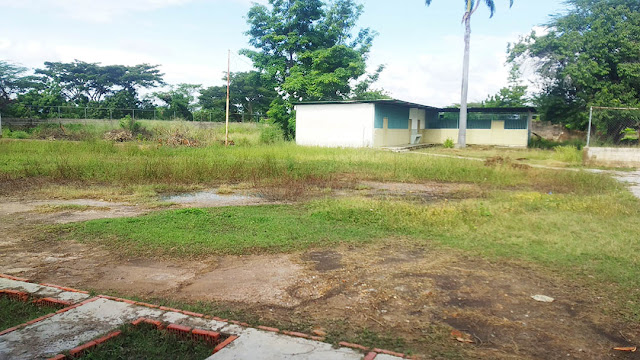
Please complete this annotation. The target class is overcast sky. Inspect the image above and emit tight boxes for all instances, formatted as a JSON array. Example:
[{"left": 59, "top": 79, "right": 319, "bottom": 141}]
[{"left": 0, "top": 0, "right": 567, "bottom": 106}]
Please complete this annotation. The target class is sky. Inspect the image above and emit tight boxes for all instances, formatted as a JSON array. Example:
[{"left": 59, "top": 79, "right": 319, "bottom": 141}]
[{"left": 0, "top": 0, "right": 568, "bottom": 107}]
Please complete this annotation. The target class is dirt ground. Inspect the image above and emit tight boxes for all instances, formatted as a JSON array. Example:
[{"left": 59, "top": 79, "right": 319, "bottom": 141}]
[{"left": 0, "top": 183, "right": 638, "bottom": 359}]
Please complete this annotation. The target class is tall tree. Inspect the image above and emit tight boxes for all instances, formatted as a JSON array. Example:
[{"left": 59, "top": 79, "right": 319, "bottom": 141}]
[
  {"left": 425, "top": 0, "right": 514, "bottom": 147},
  {"left": 483, "top": 65, "right": 529, "bottom": 107},
  {"left": 242, "top": 0, "right": 379, "bottom": 138},
  {"left": 508, "top": 0, "right": 640, "bottom": 132},
  {"left": 34, "top": 60, "right": 164, "bottom": 105},
  {"left": 0, "top": 60, "right": 38, "bottom": 111},
  {"left": 154, "top": 83, "right": 202, "bottom": 120}
]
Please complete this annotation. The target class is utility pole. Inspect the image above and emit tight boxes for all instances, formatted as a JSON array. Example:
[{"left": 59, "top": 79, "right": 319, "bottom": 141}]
[{"left": 225, "top": 49, "right": 230, "bottom": 146}]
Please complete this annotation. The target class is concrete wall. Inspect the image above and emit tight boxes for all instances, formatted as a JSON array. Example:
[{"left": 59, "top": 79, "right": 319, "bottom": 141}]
[
  {"left": 422, "top": 121, "right": 529, "bottom": 147},
  {"left": 584, "top": 147, "right": 640, "bottom": 167},
  {"left": 295, "top": 103, "right": 375, "bottom": 147}
]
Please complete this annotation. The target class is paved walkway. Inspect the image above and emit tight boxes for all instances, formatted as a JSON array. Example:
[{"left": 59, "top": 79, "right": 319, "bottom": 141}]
[{"left": 0, "top": 276, "right": 405, "bottom": 360}]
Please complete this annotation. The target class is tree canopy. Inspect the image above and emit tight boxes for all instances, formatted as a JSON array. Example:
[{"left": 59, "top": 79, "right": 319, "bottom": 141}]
[
  {"left": 241, "top": 0, "right": 382, "bottom": 137},
  {"left": 508, "top": 0, "right": 640, "bottom": 129}
]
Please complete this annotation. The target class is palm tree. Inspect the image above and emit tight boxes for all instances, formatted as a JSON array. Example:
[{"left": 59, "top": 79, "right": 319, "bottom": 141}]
[{"left": 425, "top": 0, "right": 513, "bottom": 148}]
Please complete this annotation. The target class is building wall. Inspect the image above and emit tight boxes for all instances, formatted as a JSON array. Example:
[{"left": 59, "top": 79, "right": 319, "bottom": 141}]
[
  {"left": 294, "top": 103, "right": 375, "bottom": 147},
  {"left": 423, "top": 120, "right": 529, "bottom": 147}
]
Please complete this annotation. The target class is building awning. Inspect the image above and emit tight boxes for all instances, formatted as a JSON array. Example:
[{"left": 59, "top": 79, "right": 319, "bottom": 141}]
[{"left": 293, "top": 99, "right": 535, "bottom": 113}]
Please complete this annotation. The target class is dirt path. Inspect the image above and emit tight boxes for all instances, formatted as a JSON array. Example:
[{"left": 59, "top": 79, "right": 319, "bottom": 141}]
[{"left": 0, "top": 189, "right": 638, "bottom": 359}]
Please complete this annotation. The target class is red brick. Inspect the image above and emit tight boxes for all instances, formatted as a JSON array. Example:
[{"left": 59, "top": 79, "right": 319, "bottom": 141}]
[
  {"left": 0, "top": 289, "right": 29, "bottom": 301},
  {"left": 212, "top": 335, "right": 239, "bottom": 353},
  {"left": 25, "top": 314, "right": 54, "bottom": 325},
  {"left": 167, "top": 324, "right": 192, "bottom": 337},
  {"left": 159, "top": 306, "right": 172, "bottom": 311},
  {"left": 131, "top": 317, "right": 146, "bottom": 326},
  {"left": 282, "top": 331, "right": 310, "bottom": 339},
  {"left": 46, "top": 354, "right": 67, "bottom": 360},
  {"left": 192, "top": 329, "right": 221, "bottom": 345},
  {"left": 134, "top": 302, "right": 159, "bottom": 308},
  {"left": 257, "top": 325, "right": 279, "bottom": 333},
  {"left": 145, "top": 319, "right": 163, "bottom": 329},
  {"left": 34, "top": 297, "right": 72, "bottom": 308},
  {"left": 364, "top": 352, "right": 378, "bottom": 360},
  {"left": 373, "top": 348, "right": 405, "bottom": 358},
  {"left": 69, "top": 341, "right": 97, "bottom": 357},
  {"left": 181, "top": 310, "right": 204, "bottom": 317},
  {"left": 211, "top": 316, "right": 228, "bottom": 322},
  {"left": 120, "top": 298, "right": 136, "bottom": 304},
  {"left": 106, "top": 330, "right": 122, "bottom": 339},
  {"left": 93, "top": 330, "right": 123, "bottom": 345},
  {"left": 0, "top": 326, "right": 20, "bottom": 336},
  {"left": 339, "top": 342, "right": 369, "bottom": 351},
  {"left": 309, "top": 335, "right": 325, "bottom": 341},
  {"left": 0, "top": 274, "right": 30, "bottom": 282}
]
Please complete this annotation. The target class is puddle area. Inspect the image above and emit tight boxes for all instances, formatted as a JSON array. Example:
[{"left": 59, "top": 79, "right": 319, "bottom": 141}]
[{"left": 162, "top": 190, "right": 267, "bottom": 207}]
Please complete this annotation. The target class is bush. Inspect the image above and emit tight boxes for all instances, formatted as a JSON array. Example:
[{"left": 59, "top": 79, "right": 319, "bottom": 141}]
[
  {"left": 9, "top": 130, "right": 30, "bottom": 139},
  {"left": 530, "top": 136, "right": 585, "bottom": 150},
  {"left": 443, "top": 138, "right": 455, "bottom": 148},
  {"left": 553, "top": 145, "right": 583, "bottom": 164},
  {"left": 259, "top": 122, "right": 285, "bottom": 144},
  {"left": 119, "top": 115, "right": 142, "bottom": 134}
]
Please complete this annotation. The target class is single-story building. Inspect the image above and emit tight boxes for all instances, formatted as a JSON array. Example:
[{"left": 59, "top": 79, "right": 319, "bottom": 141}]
[{"left": 294, "top": 99, "right": 535, "bottom": 148}]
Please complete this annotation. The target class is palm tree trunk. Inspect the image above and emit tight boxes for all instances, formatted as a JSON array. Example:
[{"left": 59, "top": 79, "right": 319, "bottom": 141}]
[{"left": 457, "top": 14, "right": 471, "bottom": 148}]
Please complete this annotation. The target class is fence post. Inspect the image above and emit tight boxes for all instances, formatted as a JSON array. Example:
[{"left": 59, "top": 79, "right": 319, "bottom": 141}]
[
  {"left": 0, "top": 112, "right": 2, "bottom": 138},
  {"left": 84, "top": 107, "right": 87, "bottom": 119},
  {"left": 132, "top": 109, "right": 135, "bottom": 120},
  {"left": 587, "top": 106, "right": 593, "bottom": 147}
]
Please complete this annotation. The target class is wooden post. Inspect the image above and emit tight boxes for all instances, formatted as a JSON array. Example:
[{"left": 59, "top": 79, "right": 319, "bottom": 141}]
[{"left": 225, "top": 49, "right": 230, "bottom": 146}]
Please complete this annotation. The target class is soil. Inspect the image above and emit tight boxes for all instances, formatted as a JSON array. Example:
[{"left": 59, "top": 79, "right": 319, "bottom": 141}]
[{"left": 0, "top": 183, "right": 638, "bottom": 359}]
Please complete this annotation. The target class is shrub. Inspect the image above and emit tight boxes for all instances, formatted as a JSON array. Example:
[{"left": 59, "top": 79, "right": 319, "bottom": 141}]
[
  {"left": 119, "top": 115, "right": 142, "bottom": 134},
  {"left": 553, "top": 145, "right": 583, "bottom": 164},
  {"left": 259, "top": 122, "right": 285, "bottom": 144},
  {"left": 9, "top": 130, "right": 30, "bottom": 139},
  {"left": 443, "top": 138, "right": 455, "bottom": 148},
  {"left": 530, "top": 136, "right": 585, "bottom": 150}
]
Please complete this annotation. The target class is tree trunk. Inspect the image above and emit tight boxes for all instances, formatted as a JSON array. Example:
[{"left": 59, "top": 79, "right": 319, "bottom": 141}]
[{"left": 457, "top": 14, "right": 472, "bottom": 148}]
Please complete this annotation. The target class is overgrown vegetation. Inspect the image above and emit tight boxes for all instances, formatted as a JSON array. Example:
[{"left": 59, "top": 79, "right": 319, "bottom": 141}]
[
  {"left": 0, "top": 139, "right": 616, "bottom": 195},
  {"left": 75, "top": 323, "right": 214, "bottom": 360},
  {"left": 0, "top": 296, "right": 58, "bottom": 331}
]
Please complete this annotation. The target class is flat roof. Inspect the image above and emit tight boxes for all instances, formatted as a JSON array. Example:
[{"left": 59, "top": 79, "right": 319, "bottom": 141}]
[
  {"left": 293, "top": 99, "right": 440, "bottom": 110},
  {"left": 294, "top": 99, "right": 535, "bottom": 113}
]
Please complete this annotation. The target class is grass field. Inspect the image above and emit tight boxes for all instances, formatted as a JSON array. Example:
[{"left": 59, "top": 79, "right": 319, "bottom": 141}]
[
  {"left": 75, "top": 323, "right": 214, "bottom": 360},
  {"left": 0, "top": 296, "right": 58, "bottom": 331},
  {"left": 0, "top": 139, "right": 616, "bottom": 197},
  {"left": 1, "top": 124, "right": 639, "bottom": 357}
]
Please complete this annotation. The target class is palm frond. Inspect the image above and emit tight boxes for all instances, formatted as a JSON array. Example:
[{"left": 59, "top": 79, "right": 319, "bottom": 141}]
[
  {"left": 484, "top": 0, "right": 496, "bottom": 17},
  {"left": 425, "top": 0, "right": 432, "bottom": 5}
]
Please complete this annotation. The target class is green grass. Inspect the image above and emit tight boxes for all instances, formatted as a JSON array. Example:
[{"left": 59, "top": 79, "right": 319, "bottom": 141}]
[
  {"left": 76, "top": 323, "right": 214, "bottom": 360},
  {"left": 0, "top": 140, "right": 618, "bottom": 196},
  {"left": 420, "top": 145, "right": 585, "bottom": 167},
  {"left": 0, "top": 296, "right": 59, "bottom": 331},
  {"left": 60, "top": 188, "right": 640, "bottom": 320}
]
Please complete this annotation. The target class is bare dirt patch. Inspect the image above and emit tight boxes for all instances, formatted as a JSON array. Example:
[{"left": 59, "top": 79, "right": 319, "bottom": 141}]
[{"left": 0, "top": 190, "right": 638, "bottom": 359}]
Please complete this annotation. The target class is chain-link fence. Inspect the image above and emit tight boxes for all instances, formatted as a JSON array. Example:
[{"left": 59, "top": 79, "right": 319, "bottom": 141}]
[
  {"left": 587, "top": 106, "right": 640, "bottom": 147},
  {"left": 4, "top": 105, "right": 266, "bottom": 123}
]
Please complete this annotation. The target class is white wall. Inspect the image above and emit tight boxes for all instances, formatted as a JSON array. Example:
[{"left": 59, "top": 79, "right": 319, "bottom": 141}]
[{"left": 295, "top": 103, "right": 375, "bottom": 147}]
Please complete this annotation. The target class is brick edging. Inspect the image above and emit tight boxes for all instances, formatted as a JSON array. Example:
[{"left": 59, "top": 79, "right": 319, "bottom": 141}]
[
  {"left": 0, "top": 291, "right": 99, "bottom": 337},
  {"left": 48, "top": 317, "right": 238, "bottom": 359},
  {"left": 0, "top": 273, "right": 90, "bottom": 295}
]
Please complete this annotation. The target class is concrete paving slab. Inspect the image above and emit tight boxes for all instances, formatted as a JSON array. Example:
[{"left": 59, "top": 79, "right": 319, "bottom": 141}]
[
  {"left": 208, "top": 328, "right": 377, "bottom": 360},
  {"left": 0, "top": 298, "right": 163, "bottom": 360},
  {"left": 0, "top": 277, "right": 89, "bottom": 303}
]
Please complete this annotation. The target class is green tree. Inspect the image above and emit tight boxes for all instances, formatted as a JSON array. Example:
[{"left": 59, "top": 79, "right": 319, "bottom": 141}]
[
  {"left": 154, "top": 83, "right": 202, "bottom": 120},
  {"left": 508, "top": 0, "right": 640, "bottom": 133},
  {"left": 34, "top": 60, "right": 164, "bottom": 105},
  {"left": 425, "top": 0, "right": 514, "bottom": 147},
  {"left": 483, "top": 66, "right": 528, "bottom": 107},
  {"left": 0, "top": 60, "right": 39, "bottom": 112},
  {"left": 242, "top": 0, "right": 379, "bottom": 138}
]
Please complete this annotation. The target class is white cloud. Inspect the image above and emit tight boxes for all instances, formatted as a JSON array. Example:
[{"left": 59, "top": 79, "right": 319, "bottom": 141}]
[
  {"left": 0, "top": 0, "right": 257, "bottom": 23},
  {"left": 373, "top": 30, "right": 535, "bottom": 107}
]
